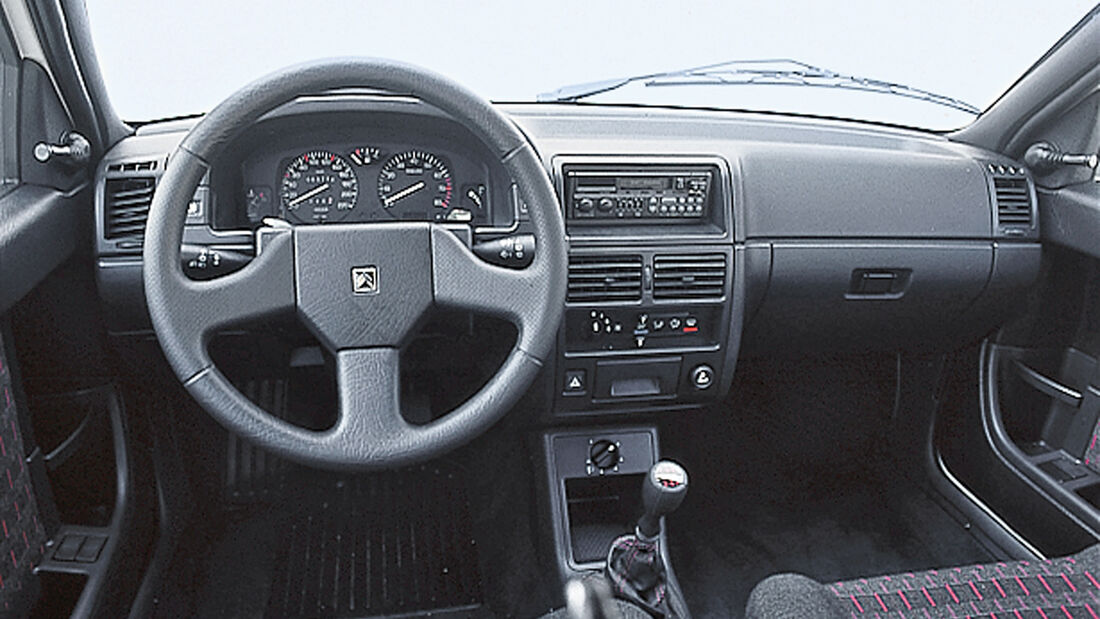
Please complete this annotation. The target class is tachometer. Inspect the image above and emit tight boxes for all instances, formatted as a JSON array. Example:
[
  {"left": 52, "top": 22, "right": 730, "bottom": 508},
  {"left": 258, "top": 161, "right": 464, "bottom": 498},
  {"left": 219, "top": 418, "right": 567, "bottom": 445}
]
[
  {"left": 377, "top": 151, "right": 453, "bottom": 219},
  {"left": 280, "top": 150, "right": 358, "bottom": 223}
]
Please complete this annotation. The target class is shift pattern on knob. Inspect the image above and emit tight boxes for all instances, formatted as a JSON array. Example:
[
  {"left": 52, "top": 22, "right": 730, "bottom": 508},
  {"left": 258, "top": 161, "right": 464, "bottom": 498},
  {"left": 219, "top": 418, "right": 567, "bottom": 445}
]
[{"left": 651, "top": 461, "right": 687, "bottom": 488}]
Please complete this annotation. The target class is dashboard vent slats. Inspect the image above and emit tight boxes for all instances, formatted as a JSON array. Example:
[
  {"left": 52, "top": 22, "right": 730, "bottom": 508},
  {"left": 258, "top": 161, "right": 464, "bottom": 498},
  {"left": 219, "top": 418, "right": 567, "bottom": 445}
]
[
  {"left": 107, "top": 159, "right": 158, "bottom": 173},
  {"left": 567, "top": 255, "right": 643, "bottom": 302},
  {"left": 992, "top": 175, "right": 1033, "bottom": 227},
  {"left": 653, "top": 253, "right": 726, "bottom": 300},
  {"left": 104, "top": 177, "right": 155, "bottom": 239}
]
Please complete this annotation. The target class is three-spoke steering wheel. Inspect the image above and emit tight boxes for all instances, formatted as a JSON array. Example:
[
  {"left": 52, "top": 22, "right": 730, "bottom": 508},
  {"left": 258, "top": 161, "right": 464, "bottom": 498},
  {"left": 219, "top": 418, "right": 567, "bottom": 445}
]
[{"left": 143, "top": 59, "right": 567, "bottom": 470}]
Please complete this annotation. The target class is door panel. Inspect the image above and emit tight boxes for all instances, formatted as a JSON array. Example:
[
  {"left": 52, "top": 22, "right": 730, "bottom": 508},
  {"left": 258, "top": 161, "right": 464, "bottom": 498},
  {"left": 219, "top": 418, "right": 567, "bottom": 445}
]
[
  {"left": 0, "top": 186, "right": 84, "bottom": 314},
  {"left": 0, "top": 3, "right": 138, "bottom": 617},
  {"left": 933, "top": 7, "right": 1100, "bottom": 553},
  {"left": 941, "top": 70, "right": 1100, "bottom": 554}
]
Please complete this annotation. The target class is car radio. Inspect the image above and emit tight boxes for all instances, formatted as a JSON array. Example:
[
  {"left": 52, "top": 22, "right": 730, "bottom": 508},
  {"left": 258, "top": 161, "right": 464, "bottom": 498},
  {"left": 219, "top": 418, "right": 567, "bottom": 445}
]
[{"left": 563, "top": 166, "right": 714, "bottom": 223}]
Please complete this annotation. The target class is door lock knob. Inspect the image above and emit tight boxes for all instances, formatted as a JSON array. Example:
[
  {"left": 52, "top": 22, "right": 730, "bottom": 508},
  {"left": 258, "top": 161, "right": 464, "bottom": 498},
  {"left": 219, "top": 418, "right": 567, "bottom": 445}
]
[
  {"left": 34, "top": 131, "right": 91, "bottom": 166},
  {"left": 1024, "top": 141, "right": 1098, "bottom": 173}
]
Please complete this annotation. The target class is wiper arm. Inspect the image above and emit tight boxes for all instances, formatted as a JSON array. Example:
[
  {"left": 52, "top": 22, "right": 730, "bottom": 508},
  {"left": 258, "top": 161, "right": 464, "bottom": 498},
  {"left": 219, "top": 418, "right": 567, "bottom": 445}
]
[{"left": 537, "top": 58, "right": 981, "bottom": 116}]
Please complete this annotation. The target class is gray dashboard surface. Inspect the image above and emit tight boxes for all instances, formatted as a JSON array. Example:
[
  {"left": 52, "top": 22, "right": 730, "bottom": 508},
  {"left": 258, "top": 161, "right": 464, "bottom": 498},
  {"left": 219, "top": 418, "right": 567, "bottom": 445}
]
[
  {"left": 506, "top": 104, "right": 1003, "bottom": 240},
  {"left": 112, "top": 103, "right": 1011, "bottom": 245}
]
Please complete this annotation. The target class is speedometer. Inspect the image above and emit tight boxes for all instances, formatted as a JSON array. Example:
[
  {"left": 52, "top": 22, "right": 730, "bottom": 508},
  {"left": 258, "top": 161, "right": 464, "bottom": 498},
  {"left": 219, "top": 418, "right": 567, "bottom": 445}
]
[
  {"left": 280, "top": 150, "right": 358, "bottom": 223},
  {"left": 377, "top": 151, "right": 453, "bottom": 219}
]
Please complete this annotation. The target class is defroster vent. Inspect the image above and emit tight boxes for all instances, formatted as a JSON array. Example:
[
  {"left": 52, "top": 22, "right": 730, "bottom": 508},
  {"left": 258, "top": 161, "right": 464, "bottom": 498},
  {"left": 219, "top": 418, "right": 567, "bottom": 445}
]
[
  {"left": 567, "top": 254, "right": 643, "bottom": 302},
  {"left": 653, "top": 253, "right": 726, "bottom": 300},
  {"left": 104, "top": 177, "right": 155, "bottom": 239}
]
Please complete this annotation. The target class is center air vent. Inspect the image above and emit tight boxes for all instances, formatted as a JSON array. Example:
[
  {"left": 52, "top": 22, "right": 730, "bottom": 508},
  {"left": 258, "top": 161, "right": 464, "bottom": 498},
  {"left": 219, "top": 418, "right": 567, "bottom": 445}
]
[
  {"left": 991, "top": 170, "right": 1033, "bottom": 229},
  {"left": 104, "top": 177, "right": 155, "bottom": 239},
  {"left": 567, "top": 254, "right": 643, "bottom": 302},
  {"left": 653, "top": 253, "right": 726, "bottom": 300}
]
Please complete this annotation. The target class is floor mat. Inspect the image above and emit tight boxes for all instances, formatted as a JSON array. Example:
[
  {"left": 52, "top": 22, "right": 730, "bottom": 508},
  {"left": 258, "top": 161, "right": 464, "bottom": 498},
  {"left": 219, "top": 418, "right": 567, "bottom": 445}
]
[
  {"left": 667, "top": 468, "right": 993, "bottom": 619},
  {"left": 660, "top": 354, "right": 995, "bottom": 619},
  {"left": 195, "top": 467, "right": 484, "bottom": 619}
]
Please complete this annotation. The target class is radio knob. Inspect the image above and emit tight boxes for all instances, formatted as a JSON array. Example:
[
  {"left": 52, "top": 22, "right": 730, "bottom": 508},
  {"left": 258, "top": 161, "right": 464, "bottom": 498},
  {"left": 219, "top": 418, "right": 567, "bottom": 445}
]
[
  {"left": 577, "top": 198, "right": 594, "bottom": 212},
  {"left": 597, "top": 197, "right": 614, "bottom": 212}
]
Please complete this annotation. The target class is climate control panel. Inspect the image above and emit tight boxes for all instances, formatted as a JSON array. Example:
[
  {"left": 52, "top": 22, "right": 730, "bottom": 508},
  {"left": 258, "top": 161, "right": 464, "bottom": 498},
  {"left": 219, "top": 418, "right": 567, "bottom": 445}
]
[{"left": 566, "top": 307, "right": 721, "bottom": 352}]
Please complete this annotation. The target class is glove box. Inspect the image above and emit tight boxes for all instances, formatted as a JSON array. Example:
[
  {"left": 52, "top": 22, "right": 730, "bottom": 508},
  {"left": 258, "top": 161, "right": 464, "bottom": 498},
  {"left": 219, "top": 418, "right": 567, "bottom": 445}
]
[{"left": 743, "top": 241, "right": 1037, "bottom": 352}]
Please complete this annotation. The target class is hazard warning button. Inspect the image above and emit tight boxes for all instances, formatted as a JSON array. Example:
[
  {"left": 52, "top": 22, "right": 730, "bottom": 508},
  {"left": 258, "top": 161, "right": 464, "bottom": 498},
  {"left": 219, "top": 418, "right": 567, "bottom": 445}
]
[{"left": 563, "top": 369, "right": 587, "bottom": 396}]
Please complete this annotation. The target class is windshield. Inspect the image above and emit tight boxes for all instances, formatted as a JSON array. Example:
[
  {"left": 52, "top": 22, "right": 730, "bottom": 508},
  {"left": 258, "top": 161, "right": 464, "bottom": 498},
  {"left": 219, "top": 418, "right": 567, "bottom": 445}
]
[{"left": 86, "top": 0, "right": 1095, "bottom": 130}]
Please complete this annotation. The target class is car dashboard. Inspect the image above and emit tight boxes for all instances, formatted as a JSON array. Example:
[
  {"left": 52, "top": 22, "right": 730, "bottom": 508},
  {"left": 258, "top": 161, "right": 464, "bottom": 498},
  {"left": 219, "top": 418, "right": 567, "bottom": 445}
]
[{"left": 93, "top": 96, "right": 1042, "bottom": 418}]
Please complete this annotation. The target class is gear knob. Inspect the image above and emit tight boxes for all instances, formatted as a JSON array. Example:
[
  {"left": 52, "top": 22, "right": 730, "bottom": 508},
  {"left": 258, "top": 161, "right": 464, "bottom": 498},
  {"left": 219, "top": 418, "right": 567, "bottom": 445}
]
[{"left": 637, "top": 460, "right": 688, "bottom": 539}]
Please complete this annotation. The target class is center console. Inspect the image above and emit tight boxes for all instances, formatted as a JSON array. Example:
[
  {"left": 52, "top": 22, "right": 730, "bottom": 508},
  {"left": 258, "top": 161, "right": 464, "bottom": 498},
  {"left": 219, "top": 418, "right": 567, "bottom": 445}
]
[
  {"left": 552, "top": 156, "right": 741, "bottom": 415},
  {"left": 542, "top": 155, "right": 743, "bottom": 594}
]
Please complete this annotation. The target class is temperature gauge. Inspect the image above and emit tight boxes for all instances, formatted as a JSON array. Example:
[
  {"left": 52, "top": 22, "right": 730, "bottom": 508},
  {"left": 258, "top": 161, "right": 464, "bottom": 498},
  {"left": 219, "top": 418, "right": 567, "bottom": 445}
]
[{"left": 348, "top": 147, "right": 382, "bottom": 166}]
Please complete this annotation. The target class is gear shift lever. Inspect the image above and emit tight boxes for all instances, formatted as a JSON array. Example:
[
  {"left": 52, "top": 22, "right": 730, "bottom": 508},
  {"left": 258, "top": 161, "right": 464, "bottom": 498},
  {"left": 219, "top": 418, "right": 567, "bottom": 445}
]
[
  {"left": 606, "top": 460, "right": 690, "bottom": 618},
  {"left": 637, "top": 460, "right": 689, "bottom": 540}
]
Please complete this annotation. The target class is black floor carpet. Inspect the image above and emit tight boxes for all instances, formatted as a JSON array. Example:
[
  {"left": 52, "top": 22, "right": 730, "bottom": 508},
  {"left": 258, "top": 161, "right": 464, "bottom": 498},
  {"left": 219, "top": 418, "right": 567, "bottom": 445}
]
[
  {"left": 159, "top": 353, "right": 996, "bottom": 619},
  {"left": 661, "top": 354, "right": 995, "bottom": 618},
  {"left": 189, "top": 468, "right": 486, "bottom": 619},
  {"left": 666, "top": 465, "right": 993, "bottom": 619}
]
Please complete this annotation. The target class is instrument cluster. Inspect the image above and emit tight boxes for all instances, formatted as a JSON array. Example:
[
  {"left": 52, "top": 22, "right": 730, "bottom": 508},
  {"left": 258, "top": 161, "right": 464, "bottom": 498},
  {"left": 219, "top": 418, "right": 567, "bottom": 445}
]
[{"left": 236, "top": 130, "right": 497, "bottom": 226}]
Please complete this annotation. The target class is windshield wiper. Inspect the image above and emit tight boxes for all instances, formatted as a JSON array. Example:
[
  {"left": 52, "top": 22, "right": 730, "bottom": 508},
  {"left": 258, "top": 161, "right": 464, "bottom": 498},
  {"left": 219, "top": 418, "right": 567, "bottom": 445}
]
[{"left": 537, "top": 58, "right": 981, "bottom": 115}]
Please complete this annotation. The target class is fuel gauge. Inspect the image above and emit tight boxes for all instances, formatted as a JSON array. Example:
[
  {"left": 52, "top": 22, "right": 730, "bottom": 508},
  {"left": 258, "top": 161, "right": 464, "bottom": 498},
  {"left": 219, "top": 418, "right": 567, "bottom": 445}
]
[
  {"left": 348, "top": 147, "right": 382, "bottom": 166},
  {"left": 463, "top": 183, "right": 487, "bottom": 211}
]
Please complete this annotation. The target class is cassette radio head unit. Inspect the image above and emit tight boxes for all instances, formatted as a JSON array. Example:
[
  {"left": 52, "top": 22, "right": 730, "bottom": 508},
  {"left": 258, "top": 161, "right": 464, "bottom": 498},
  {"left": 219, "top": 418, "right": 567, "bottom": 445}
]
[{"left": 563, "top": 165, "right": 714, "bottom": 223}]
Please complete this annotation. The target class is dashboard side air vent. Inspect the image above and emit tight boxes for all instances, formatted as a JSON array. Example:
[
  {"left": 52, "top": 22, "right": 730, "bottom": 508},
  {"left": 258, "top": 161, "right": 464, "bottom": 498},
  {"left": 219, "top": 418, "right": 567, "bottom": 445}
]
[
  {"left": 104, "top": 177, "right": 155, "bottom": 239},
  {"left": 106, "top": 159, "right": 158, "bottom": 173},
  {"left": 989, "top": 165, "right": 1034, "bottom": 230},
  {"left": 653, "top": 253, "right": 726, "bottom": 300},
  {"left": 567, "top": 254, "right": 643, "bottom": 303}
]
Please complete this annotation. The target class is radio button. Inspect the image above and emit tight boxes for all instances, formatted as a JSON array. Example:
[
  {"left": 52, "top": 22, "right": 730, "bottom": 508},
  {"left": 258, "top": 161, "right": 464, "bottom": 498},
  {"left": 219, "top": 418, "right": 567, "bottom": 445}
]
[
  {"left": 597, "top": 197, "right": 614, "bottom": 212},
  {"left": 577, "top": 198, "right": 594, "bottom": 212}
]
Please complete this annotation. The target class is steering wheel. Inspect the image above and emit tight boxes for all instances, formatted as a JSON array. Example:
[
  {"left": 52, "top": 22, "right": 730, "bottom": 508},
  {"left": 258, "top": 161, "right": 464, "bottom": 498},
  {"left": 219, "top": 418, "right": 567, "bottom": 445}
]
[{"left": 143, "top": 59, "right": 567, "bottom": 470}]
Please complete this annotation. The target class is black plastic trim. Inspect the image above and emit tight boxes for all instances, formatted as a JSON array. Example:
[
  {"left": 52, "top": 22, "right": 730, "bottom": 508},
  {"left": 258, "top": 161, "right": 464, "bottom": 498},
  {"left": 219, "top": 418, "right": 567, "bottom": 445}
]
[
  {"left": 0, "top": 184, "right": 84, "bottom": 313},
  {"left": 1012, "top": 359, "right": 1083, "bottom": 407},
  {"left": 982, "top": 341, "right": 1100, "bottom": 539},
  {"left": 24, "top": 1, "right": 105, "bottom": 151},
  {"left": 35, "top": 385, "right": 138, "bottom": 619},
  {"left": 1039, "top": 185, "right": 1100, "bottom": 260},
  {"left": 540, "top": 425, "right": 690, "bottom": 616}
]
